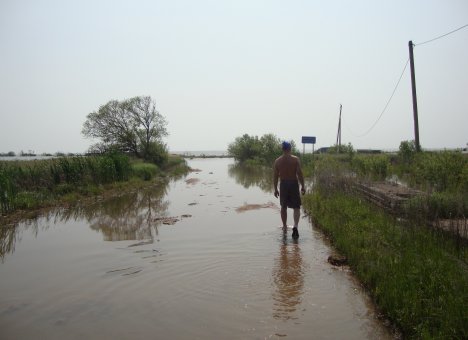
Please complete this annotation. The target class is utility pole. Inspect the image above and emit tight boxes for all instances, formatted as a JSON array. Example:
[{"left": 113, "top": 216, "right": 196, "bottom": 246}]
[
  {"left": 408, "top": 41, "right": 421, "bottom": 152},
  {"left": 336, "top": 104, "right": 342, "bottom": 152}
]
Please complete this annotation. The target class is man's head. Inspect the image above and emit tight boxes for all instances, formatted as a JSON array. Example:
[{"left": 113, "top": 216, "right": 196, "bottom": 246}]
[{"left": 281, "top": 141, "right": 292, "bottom": 152}]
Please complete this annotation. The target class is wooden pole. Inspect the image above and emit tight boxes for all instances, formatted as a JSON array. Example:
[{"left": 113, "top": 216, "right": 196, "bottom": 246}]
[
  {"left": 408, "top": 41, "right": 421, "bottom": 152},
  {"left": 337, "top": 104, "right": 342, "bottom": 152}
]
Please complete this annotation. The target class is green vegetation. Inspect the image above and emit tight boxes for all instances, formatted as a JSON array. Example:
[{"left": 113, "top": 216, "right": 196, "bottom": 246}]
[
  {"left": 302, "top": 142, "right": 468, "bottom": 338},
  {"left": 301, "top": 140, "right": 467, "bottom": 219},
  {"left": 0, "top": 154, "right": 188, "bottom": 216},
  {"left": 131, "top": 162, "right": 160, "bottom": 181},
  {"left": 82, "top": 96, "right": 168, "bottom": 164},
  {"left": 304, "top": 191, "right": 467, "bottom": 338},
  {"left": 228, "top": 133, "right": 297, "bottom": 165}
]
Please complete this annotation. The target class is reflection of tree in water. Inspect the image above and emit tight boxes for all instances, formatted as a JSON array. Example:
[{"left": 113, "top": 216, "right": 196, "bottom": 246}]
[
  {"left": 0, "top": 225, "right": 19, "bottom": 261},
  {"left": 1, "top": 219, "right": 41, "bottom": 261},
  {"left": 0, "top": 182, "right": 170, "bottom": 258},
  {"left": 228, "top": 164, "right": 273, "bottom": 193},
  {"left": 272, "top": 238, "right": 305, "bottom": 320},
  {"left": 58, "top": 183, "right": 170, "bottom": 241}
]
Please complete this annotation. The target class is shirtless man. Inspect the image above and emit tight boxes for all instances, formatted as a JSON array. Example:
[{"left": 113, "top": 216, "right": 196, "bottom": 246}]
[{"left": 273, "top": 141, "right": 305, "bottom": 239}]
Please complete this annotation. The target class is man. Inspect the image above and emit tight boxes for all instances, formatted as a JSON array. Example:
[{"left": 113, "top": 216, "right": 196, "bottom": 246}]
[{"left": 273, "top": 141, "right": 305, "bottom": 239}]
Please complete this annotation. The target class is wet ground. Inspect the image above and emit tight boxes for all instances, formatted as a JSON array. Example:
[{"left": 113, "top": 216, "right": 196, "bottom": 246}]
[{"left": 0, "top": 158, "right": 393, "bottom": 339}]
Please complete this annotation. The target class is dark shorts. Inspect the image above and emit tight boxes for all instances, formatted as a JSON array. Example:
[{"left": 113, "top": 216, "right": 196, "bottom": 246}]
[{"left": 280, "top": 179, "right": 301, "bottom": 209}]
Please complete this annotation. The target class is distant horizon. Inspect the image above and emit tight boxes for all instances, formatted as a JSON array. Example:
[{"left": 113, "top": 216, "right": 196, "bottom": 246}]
[{"left": 1, "top": 144, "right": 467, "bottom": 158}]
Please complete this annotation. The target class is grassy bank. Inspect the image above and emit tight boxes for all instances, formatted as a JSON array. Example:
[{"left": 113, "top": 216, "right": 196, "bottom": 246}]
[
  {"left": 0, "top": 154, "right": 188, "bottom": 216},
  {"left": 303, "top": 190, "right": 467, "bottom": 338}
]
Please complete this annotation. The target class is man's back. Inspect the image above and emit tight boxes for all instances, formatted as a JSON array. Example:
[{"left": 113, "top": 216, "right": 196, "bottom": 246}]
[{"left": 274, "top": 154, "right": 300, "bottom": 180}]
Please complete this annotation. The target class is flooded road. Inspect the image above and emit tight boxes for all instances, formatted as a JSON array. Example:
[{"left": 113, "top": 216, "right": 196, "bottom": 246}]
[{"left": 0, "top": 158, "right": 392, "bottom": 339}]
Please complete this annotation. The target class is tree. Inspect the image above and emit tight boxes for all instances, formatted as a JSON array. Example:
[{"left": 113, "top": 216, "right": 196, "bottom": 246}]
[
  {"left": 228, "top": 133, "right": 297, "bottom": 165},
  {"left": 82, "top": 96, "right": 168, "bottom": 163},
  {"left": 228, "top": 134, "right": 263, "bottom": 163}
]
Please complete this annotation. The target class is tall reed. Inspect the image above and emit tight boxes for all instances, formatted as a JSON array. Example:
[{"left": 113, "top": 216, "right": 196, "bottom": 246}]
[{"left": 0, "top": 154, "right": 131, "bottom": 214}]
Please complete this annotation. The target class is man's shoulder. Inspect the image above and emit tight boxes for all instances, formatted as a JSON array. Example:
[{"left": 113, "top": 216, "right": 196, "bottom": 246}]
[{"left": 274, "top": 155, "right": 284, "bottom": 163}]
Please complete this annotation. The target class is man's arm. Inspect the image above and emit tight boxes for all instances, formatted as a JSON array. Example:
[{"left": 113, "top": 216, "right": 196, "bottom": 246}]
[
  {"left": 273, "top": 161, "right": 279, "bottom": 198},
  {"left": 296, "top": 159, "right": 305, "bottom": 194}
]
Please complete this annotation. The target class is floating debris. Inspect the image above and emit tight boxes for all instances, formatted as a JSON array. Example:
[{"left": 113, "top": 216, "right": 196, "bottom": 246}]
[
  {"left": 181, "top": 214, "right": 192, "bottom": 218},
  {"left": 188, "top": 202, "right": 198, "bottom": 206}
]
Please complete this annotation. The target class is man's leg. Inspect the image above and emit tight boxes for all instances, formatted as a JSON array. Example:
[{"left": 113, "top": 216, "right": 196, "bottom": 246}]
[
  {"left": 281, "top": 206, "right": 287, "bottom": 228},
  {"left": 292, "top": 208, "right": 300, "bottom": 239},
  {"left": 293, "top": 208, "right": 300, "bottom": 227}
]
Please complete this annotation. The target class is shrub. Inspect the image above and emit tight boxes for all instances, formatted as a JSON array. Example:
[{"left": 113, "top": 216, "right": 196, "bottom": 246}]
[
  {"left": 352, "top": 154, "right": 390, "bottom": 180},
  {"left": 228, "top": 133, "right": 297, "bottom": 165},
  {"left": 398, "top": 140, "right": 417, "bottom": 164},
  {"left": 132, "top": 163, "right": 159, "bottom": 181},
  {"left": 144, "top": 142, "right": 168, "bottom": 166}
]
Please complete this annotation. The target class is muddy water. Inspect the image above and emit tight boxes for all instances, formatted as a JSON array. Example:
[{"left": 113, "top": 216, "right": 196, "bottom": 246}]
[{"left": 0, "top": 158, "right": 392, "bottom": 339}]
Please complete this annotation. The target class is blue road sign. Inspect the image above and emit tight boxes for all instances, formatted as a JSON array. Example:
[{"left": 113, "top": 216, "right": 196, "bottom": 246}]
[{"left": 301, "top": 136, "right": 316, "bottom": 144}]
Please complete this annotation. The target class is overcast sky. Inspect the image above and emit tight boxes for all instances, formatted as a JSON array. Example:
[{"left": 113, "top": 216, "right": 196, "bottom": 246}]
[{"left": 1, "top": 0, "right": 467, "bottom": 153}]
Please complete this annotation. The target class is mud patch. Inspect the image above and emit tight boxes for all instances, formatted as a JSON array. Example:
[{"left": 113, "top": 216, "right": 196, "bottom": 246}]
[
  {"left": 185, "top": 178, "right": 200, "bottom": 185},
  {"left": 235, "top": 202, "right": 278, "bottom": 213},
  {"left": 327, "top": 255, "right": 348, "bottom": 266},
  {"left": 154, "top": 217, "right": 179, "bottom": 225}
]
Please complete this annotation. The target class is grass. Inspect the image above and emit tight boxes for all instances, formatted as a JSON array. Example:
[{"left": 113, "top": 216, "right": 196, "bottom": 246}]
[
  {"left": 303, "top": 191, "right": 468, "bottom": 339},
  {"left": 131, "top": 162, "right": 160, "bottom": 181},
  {"left": 0, "top": 153, "right": 188, "bottom": 216}
]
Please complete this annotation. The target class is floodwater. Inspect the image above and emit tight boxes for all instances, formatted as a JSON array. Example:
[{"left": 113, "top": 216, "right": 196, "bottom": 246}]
[{"left": 0, "top": 158, "right": 393, "bottom": 339}]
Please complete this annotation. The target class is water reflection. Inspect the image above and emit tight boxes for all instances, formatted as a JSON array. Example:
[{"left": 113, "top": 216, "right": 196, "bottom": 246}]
[
  {"left": 228, "top": 163, "right": 273, "bottom": 193},
  {"left": 272, "top": 236, "right": 305, "bottom": 320},
  {"left": 0, "top": 181, "right": 170, "bottom": 259},
  {"left": 59, "top": 184, "right": 169, "bottom": 241},
  {"left": 1, "top": 218, "right": 41, "bottom": 261},
  {"left": 0, "top": 225, "right": 19, "bottom": 261}
]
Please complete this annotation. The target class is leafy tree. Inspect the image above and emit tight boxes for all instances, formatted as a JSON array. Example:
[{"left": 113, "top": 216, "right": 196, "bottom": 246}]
[
  {"left": 228, "top": 134, "right": 263, "bottom": 163},
  {"left": 82, "top": 96, "right": 168, "bottom": 164},
  {"left": 260, "top": 133, "right": 282, "bottom": 164},
  {"left": 228, "top": 133, "right": 297, "bottom": 165}
]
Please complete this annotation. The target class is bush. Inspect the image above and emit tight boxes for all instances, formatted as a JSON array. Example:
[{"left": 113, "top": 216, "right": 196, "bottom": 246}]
[
  {"left": 132, "top": 163, "right": 159, "bottom": 181},
  {"left": 398, "top": 140, "right": 417, "bottom": 164},
  {"left": 404, "top": 151, "right": 467, "bottom": 192},
  {"left": 352, "top": 154, "right": 390, "bottom": 180},
  {"left": 228, "top": 133, "right": 297, "bottom": 165},
  {"left": 143, "top": 142, "right": 168, "bottom": 166}
]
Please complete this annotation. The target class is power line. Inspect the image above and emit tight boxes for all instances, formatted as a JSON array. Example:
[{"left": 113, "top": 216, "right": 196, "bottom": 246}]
[
  {"left": 343, "top": 58, "right": 410, "bottom": 138},
  {"left": 414, "top": 24, "right": 468, "bottom": 46}
]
